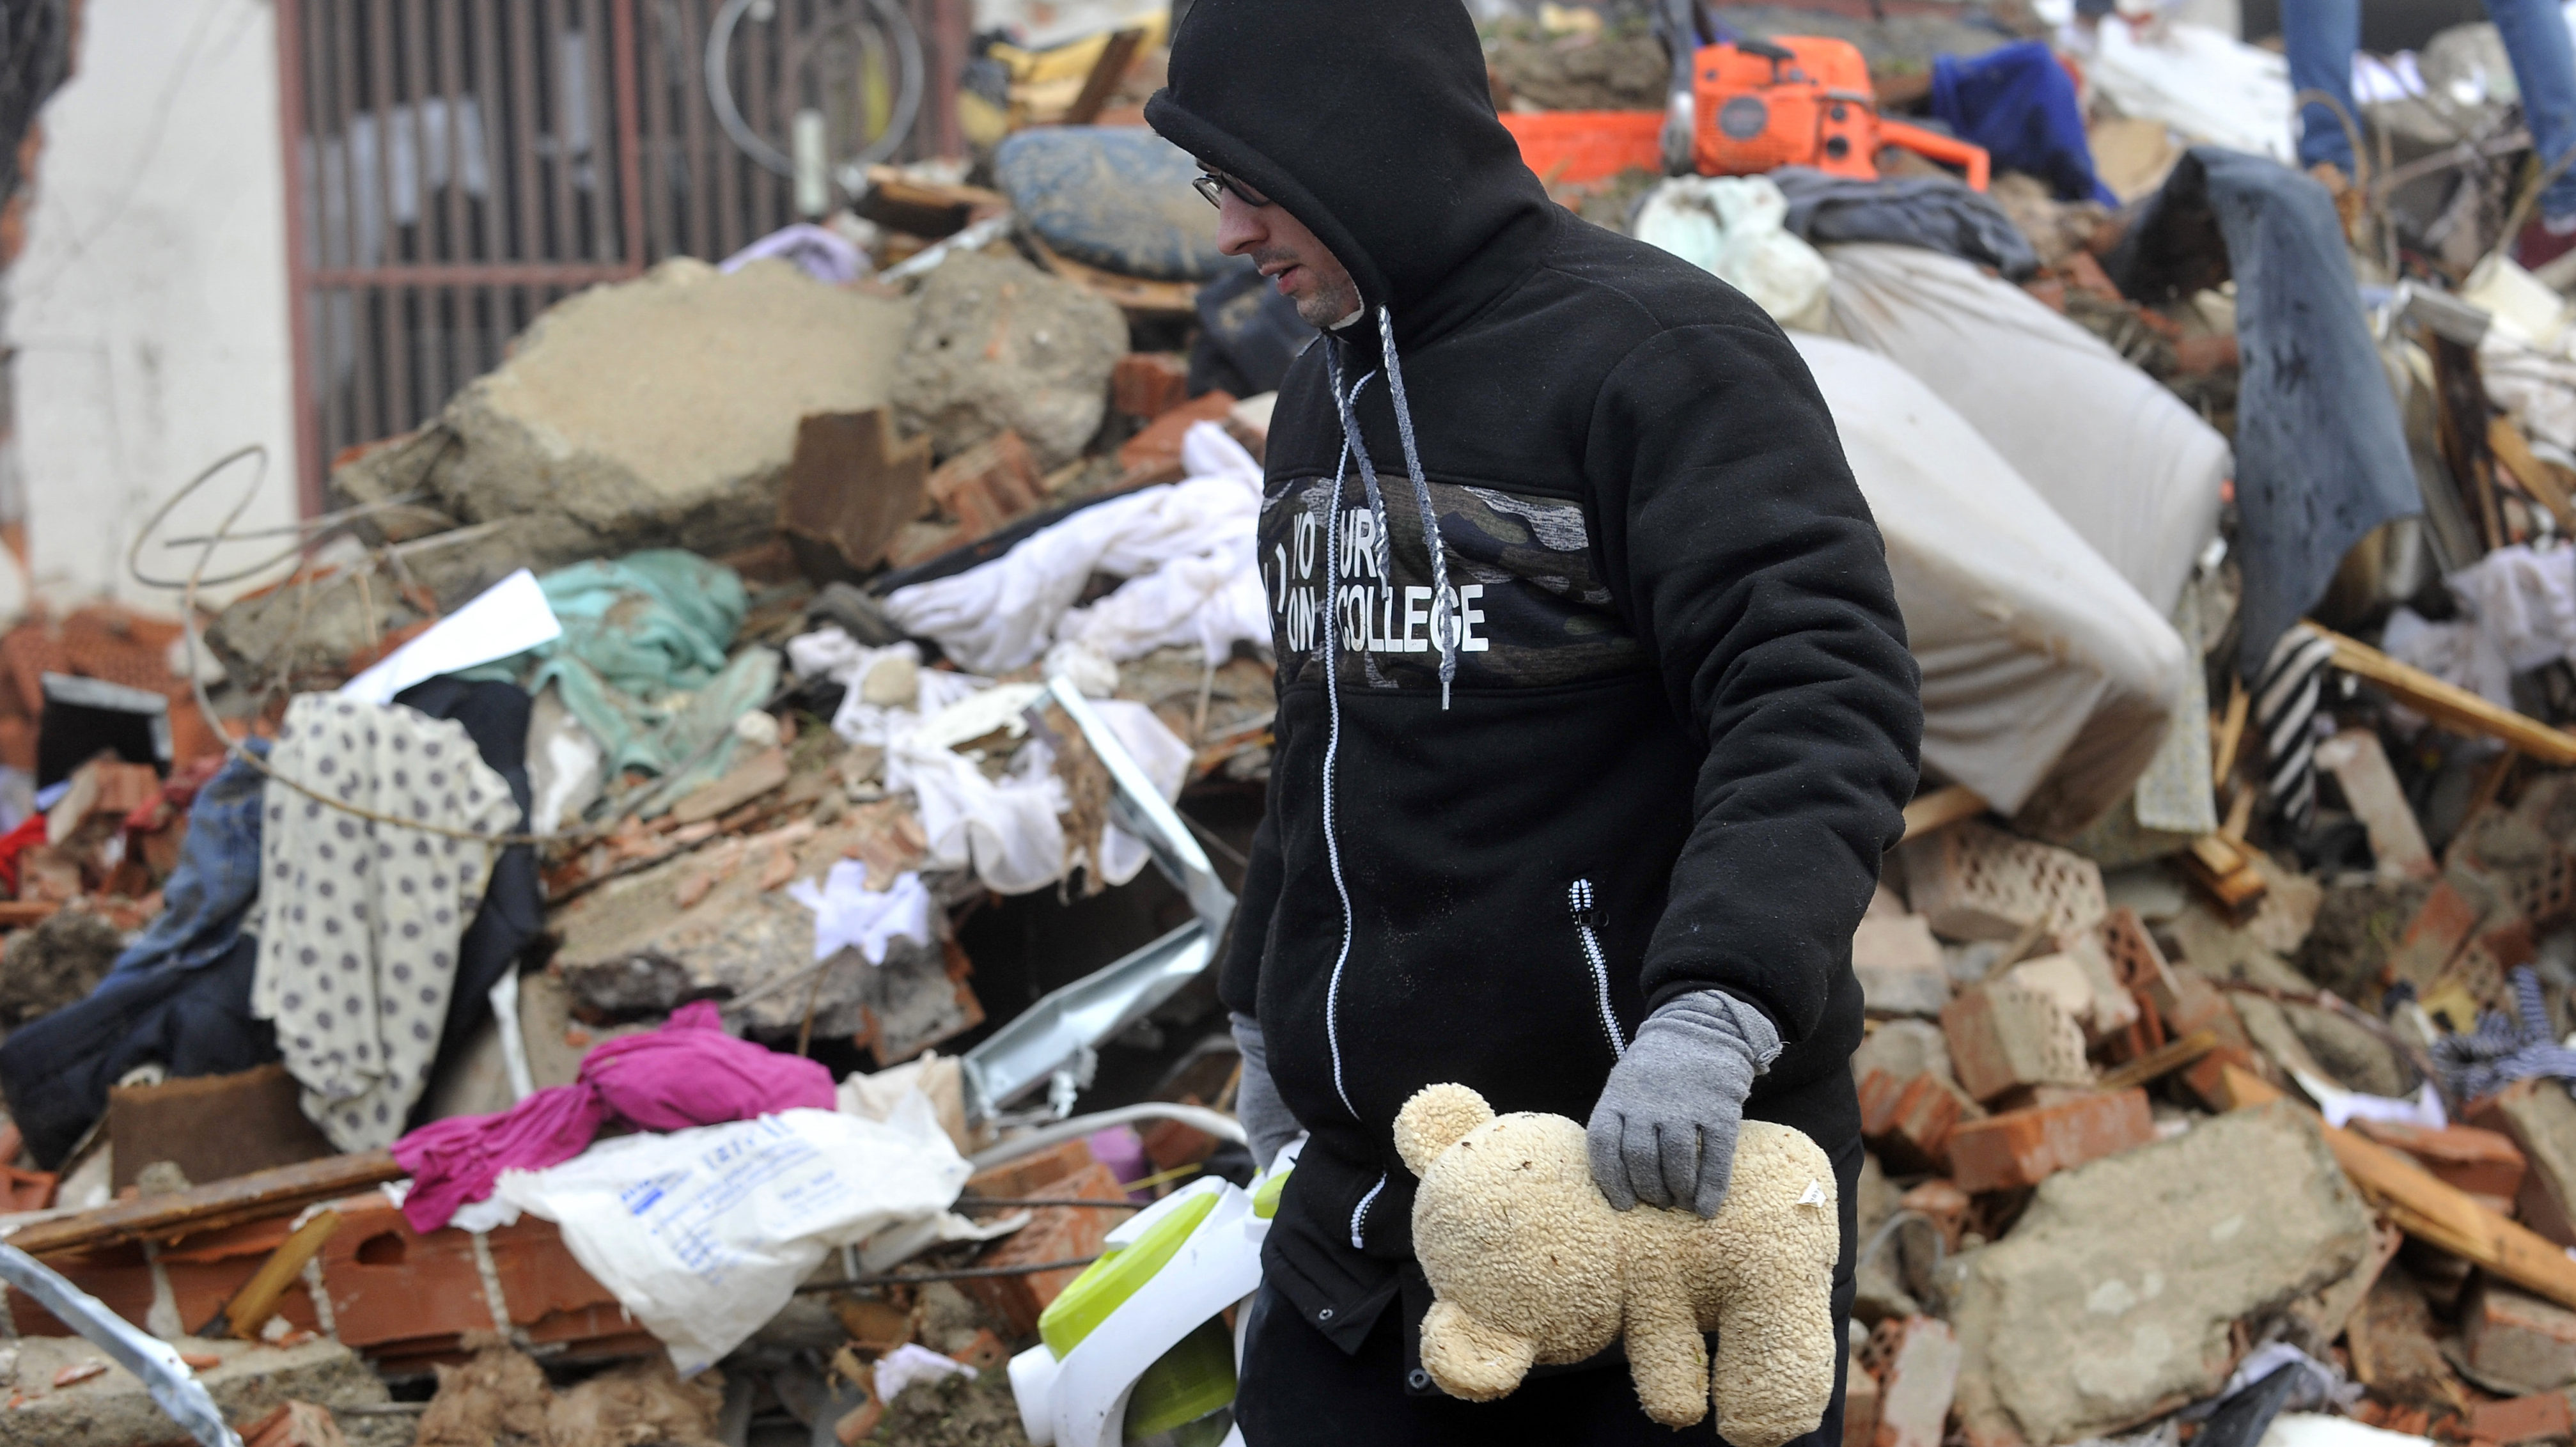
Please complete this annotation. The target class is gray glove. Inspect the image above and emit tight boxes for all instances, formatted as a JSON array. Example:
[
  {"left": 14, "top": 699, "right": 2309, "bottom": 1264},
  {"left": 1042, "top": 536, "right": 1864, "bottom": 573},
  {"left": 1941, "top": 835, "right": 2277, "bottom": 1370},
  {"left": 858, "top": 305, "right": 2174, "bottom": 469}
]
[
  {"left": 1231, "top": 1013, "right": 1304, "bottom": 1171},
  {"left": 1586, "top": 990, "right": 1782, "bottom": 1217}
]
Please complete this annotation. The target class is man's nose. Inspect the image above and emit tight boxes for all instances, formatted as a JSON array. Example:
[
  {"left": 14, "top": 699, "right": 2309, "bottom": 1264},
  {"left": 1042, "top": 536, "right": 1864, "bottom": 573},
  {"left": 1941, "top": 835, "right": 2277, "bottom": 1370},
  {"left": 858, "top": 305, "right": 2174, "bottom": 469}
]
[{"left": 1214, "top": 194, "right": 1265, "bottom": 256}]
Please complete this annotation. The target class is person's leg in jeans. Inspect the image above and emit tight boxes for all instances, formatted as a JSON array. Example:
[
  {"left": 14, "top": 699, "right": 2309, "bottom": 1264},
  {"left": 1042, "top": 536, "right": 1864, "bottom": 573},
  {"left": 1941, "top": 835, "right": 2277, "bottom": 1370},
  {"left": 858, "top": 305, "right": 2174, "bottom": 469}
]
[
  {"left": 2281, "top": 0, "right": 2363, "bottom": 178},
  {"left": 2487, "top": 0, "right": 2576, "bottom": 261}
]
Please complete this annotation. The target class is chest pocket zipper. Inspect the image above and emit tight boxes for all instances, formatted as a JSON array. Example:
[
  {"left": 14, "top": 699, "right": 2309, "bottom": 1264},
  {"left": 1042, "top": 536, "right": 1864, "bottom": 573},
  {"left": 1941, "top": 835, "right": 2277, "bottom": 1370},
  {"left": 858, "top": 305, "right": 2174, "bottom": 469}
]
[{"left": 1570, "top": 879, "right": 1628, "bottom": 1060}]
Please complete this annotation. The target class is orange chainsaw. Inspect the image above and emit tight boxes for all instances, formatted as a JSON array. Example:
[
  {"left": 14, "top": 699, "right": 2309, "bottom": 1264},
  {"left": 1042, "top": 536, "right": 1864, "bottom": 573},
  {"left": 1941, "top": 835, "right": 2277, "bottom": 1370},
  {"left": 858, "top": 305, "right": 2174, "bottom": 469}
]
[{"left": 1687, "top": 35, "right": 1989, "bottom": 188}]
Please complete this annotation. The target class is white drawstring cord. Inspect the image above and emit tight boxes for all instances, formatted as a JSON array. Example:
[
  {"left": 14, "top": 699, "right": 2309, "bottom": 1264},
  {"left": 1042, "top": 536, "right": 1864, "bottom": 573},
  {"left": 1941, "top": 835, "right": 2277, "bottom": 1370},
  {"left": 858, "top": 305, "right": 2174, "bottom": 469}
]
[{"left": 1377, "top": 306, "right": 1458, "bottom": 709}]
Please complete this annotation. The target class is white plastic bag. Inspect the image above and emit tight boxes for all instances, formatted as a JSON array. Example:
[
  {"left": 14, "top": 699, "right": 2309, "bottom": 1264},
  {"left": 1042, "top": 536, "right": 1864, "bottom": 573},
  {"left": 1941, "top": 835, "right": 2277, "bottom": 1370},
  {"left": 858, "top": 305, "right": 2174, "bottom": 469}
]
[
  {"left": 494, "top": 1102, "right": 969, "bottom": 1373},
  {"left": 1634, "top": 175, "right": 1832, "bottom": 330}
]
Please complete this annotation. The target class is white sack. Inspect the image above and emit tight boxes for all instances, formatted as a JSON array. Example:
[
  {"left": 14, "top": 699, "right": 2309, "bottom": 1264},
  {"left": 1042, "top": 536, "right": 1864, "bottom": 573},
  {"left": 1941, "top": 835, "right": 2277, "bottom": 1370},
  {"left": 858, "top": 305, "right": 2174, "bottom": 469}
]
[
  {"left": 495, "top": 1102, "right": 969, "bottom": 1374},
  {"left": 1792, "top": 334, "right": 2189, "bottom": 836},
  {"left": 1823, "top": 243, "right": 2228, "bottom": 616},
  {"left": 884, "top": 423, "right": 1268, "bottom": 674}
]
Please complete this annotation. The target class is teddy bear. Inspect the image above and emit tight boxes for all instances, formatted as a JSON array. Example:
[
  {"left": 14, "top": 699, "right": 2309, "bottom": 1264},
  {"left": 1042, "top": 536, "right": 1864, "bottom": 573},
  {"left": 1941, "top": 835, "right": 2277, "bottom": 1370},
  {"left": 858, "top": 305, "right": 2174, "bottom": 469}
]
[{"left": 1392, "top": 1082, "right": 1841, "bottom": 1444}]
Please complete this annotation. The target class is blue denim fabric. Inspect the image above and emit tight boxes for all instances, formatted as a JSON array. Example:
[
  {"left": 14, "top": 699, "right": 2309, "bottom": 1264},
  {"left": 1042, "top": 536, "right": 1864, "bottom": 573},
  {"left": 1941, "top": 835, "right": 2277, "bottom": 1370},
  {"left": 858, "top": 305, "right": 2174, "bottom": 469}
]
[
  {"left": 2287, "top": 0, "right": 2576, "bottom": 219},
  {"left": 105, "top": 738, "right": 269, "bottom": 978}
]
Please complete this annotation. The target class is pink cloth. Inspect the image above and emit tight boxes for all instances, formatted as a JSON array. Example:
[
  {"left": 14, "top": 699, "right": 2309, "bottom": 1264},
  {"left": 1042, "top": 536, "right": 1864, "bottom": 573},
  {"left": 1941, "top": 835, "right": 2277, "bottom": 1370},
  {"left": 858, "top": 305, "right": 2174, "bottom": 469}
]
[{"left": 390, "top": 1001, "right": 836, "bottom": 1232}]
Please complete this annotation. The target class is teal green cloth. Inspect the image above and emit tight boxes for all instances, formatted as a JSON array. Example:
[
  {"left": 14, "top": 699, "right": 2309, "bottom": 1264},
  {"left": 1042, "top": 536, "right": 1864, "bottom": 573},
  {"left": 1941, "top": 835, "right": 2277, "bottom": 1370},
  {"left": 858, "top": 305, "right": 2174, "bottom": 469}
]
[{"left": 465, "top": 551, "right": 776, "bottom": 813}]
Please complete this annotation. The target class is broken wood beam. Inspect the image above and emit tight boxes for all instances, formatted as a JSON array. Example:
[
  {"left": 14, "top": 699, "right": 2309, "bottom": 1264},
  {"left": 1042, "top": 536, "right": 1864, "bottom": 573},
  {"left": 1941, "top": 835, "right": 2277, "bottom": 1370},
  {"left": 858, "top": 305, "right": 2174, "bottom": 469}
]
[
  {"left": 4, "top": 1150, "right": 400, "bottom": 1259},
  {"left": 1059, "top": 27, "right": 1145, "bottom": 127},
  {"left": 2095, "top": 1028, "right": 2221, "bottom": 1092},
  {"left": 1900, "top": 785, "right": 1986, "bottom": 844},
  {"left": 2489, "top": 414, "right": 2576, "bottom": 536},
  {"left": 2307, "top": 623, "right": 2576, "bottom": 765},
  {"left": 2219, "top": 1065, "right": 2576, "bottom": 1313}
]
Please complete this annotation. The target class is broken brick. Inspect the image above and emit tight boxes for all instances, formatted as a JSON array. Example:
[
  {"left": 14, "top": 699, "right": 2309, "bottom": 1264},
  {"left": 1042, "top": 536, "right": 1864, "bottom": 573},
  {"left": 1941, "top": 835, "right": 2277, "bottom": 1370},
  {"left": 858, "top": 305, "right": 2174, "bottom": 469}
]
[
  {"left": 1870, "top": 1316, "right": 1960, "bottom": 1447},
  {"left": 2468, "top": 1391, "right": 2575, "bottom": 1445},
  {"left": 1897, "top": 1178, "right": 1972, "bottom": 1252},
  {"left": 2387, "top": 877, "right": 2492, "bottom": 990},
  {"left": 241, "top": 1400, "right": 350, "bottom": 1447},
  {"left": 1859, "top": 1070, "right": 1967, "bottom": 1176},
  {"left": 925, "top": 429, "right": 1047, "bottom": 542},
  {"left": 1111, "top": 352, "right": 1191, "bottom": 420},
  {"left": 1116, "top": 389, "right": 1237, "bottom": 483},
  {"left": 957, "top": 1159, "right": 1129, "bottom": 1337},
  {"left": 1946, "top": 1088, "right": 2153, "bottom": 1193},
  {"left": 1855, "top": 914, "right": 1950, "bottom": 1018},
  {"left": 2470, "top": 1079, "right": 2576, "bottom": 1248},
  {"left": 2460, "top": 1276, "right": 2576, "bottom": 1396},
  {"left": 1940, "top": 981, "right": 2091, "bottom": 1105},
  {"left": 2350, "top": 1118, "right": 2526, "bottom": 1201},
  {"left": 1899, "top": 821, "right": 2106, "bottom": 943}
]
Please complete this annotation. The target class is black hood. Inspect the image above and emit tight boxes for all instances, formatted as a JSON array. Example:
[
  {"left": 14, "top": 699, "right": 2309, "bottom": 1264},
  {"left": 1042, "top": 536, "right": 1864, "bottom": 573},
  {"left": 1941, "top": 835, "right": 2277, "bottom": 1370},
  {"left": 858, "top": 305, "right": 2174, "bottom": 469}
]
[{"left": 1144, "top": 0, "right": 1554, "bottom": 348}]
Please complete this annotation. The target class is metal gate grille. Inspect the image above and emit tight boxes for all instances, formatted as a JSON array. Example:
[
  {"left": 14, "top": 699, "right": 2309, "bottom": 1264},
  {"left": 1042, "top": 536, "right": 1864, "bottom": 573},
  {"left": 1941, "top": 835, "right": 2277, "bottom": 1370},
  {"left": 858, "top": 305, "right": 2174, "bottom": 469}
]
[{"left": 277, "top": 0, "right": 964, "bottom": 512}]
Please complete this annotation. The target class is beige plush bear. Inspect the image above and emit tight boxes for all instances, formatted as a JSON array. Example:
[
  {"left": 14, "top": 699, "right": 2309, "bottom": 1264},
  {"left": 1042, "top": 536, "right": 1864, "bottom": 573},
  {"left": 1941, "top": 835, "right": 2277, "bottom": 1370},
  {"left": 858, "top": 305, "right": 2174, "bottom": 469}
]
[{"left": 1393, "top": 1083, "right": 1841, "bottom": 1444}]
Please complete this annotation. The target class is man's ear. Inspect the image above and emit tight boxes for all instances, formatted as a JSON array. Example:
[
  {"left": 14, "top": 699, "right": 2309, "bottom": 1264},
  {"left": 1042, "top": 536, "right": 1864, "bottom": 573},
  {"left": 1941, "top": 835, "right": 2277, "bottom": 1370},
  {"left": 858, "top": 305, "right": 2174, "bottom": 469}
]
[{"left": 1394, "top": 1083, "right": 1495, "bottom": 1177}]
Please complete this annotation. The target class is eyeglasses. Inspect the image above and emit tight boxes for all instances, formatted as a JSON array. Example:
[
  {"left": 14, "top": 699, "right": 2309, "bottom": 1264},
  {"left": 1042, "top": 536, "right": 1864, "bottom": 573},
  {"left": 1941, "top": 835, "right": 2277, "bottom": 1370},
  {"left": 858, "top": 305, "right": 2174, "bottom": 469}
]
[{"left": 1192, "top": 171, "right": 1272, "bottom": 209}]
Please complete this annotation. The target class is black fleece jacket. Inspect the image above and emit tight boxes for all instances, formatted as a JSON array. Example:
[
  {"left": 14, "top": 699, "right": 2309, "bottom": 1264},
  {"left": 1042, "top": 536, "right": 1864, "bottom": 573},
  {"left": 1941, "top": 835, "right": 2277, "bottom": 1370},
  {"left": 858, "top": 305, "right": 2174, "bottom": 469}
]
[{"left": 1148, "top": 0, "right": 1922, "bottom": 1336}]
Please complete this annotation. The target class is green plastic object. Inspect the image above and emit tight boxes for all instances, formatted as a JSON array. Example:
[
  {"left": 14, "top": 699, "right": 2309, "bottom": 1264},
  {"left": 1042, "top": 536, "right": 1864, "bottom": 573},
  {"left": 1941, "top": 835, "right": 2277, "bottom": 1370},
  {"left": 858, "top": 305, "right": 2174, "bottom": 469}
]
[
  {"left": 1251, "top": 1166, "right": 1290, "bottom": 1220},
  {"left": 1037, "top": 1189, "right": 1221, "bottom": 1359},
  {"left": 1121, "top": 1318, "right": 1238, "bottom": 1443}
]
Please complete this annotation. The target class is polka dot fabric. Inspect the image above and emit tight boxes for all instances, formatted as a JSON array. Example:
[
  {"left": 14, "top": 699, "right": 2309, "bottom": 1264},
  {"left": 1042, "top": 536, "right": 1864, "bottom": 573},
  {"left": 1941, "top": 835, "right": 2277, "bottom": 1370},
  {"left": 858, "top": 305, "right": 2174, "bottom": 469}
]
[{"left": 249, "top": 694, "right": 517, "bottom": 1151}]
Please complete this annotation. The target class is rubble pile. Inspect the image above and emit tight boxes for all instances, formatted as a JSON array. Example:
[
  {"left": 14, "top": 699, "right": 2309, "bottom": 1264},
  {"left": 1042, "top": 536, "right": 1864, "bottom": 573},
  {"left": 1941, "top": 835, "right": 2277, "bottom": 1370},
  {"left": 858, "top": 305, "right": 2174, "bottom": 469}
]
[{"left": 15, "top": 0, "right": 2576, "bottom": 1443}]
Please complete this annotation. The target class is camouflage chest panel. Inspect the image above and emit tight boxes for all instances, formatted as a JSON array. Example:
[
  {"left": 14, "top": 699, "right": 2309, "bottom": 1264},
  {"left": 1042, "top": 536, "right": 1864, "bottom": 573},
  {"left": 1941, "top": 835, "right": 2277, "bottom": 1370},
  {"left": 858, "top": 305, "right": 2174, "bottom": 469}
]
[{"left": 1258, "top": 474, "right": 1644, "bottom": 690}]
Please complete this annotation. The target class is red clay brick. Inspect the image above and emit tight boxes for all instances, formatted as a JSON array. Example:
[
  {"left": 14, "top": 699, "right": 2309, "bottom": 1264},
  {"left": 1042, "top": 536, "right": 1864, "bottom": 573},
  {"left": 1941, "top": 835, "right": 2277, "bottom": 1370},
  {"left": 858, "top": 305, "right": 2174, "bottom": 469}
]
[
  {"left": 1946, "top": 1088, "right": 2153, "bottom": 1193},
  {"left": 2352, "top": 1118, "right": 2527, "bottom": 1200},
  {"left": 1897, "top": 1179, "right": 1972, "bottom": 1251},
  {"left": 925, "top": 429, "right": 1046, "bottom": 541},
  {"left": 2469, "top": 1391, "right": 2574, "bottom": 1444},
  {"left": 1117, "top": 390, "right": 1237, "bottom": 480},
  {"left": 1871, "top": 1316, "right": 1960, "bottom": 1447},
  {"left": 1112, "top": 352, "right": 1191, "bottom": 420},
  {"left": 958, "top": 1161, "right": 1128, "bottom": 1337},
  {"left": 1859, "top": 1070, "right": 1965, "bottom": 1176},
  {"left": 1940, "top": 982, "right": 2090, "bottom": 1105},
  {"left": 2388, "top": 879, "right": 2491, "bottom": 989}
]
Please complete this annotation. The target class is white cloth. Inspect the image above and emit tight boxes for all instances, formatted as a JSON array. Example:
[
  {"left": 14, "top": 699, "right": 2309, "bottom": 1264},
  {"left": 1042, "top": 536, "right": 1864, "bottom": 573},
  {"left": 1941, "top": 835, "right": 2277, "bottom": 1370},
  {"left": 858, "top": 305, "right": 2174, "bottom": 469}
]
[
  {"left": 2068, "top": 19, "right": 2294, "bottom": 162},
  {"left": 873, "top": 1343, "right": 978, "bottom": 1404},
  {"left": 785, "top": 632, "right": 997, "bottom": 750},
  {"left": 889, "top": 696, "right": 1190, "bottom": 895},
  {"left": 1823, "top": 243, "right": 2229, "bottom": 617},
  {"left": 883, "top": 423, "right": 1268, "bottom": 674},
  {"left": 1634, "top": 175, "right": 1833, "bottom": 331},
  {"left": 251, "top": 694, "right": 517, "bottom": 1150},
  {"left": 787, "top": 864, "right": 935, "bottom": 964},
  {"left": 2450, "top": 542, "right": 2576, "bottom": 673},
  {"left": 495, "top": 1101, "right": 969, "bottom": 1375},
  {"left": 1792, "top": 334, "right": 2189, "bottom": 836},
  {"left": 2481, "top": 328, "right": 2576, "bottom": 455}
]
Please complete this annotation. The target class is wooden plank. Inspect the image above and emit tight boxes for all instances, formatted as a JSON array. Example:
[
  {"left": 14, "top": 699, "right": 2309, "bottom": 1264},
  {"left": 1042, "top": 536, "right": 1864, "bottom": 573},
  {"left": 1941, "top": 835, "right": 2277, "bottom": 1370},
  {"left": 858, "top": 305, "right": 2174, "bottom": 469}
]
[
  {"left": 2488, "top": 415, "right": 2576, "bottom": 536},
  {"left": 2219, "top": 1065, "right": 2576, "bottom": 1313},
  {"left": 1021, "top": 233, "right": 1198, "bottom": 317},
  {"left": 2308, "top": 624, "right": 2576, "bottom": 766},
  {"left": 1900, "top": 785, "right": 1986, "bottom": 844},
  {"left": 219, "top": 1208, "right": 341, "bottom": 1338},
  {"left": 4, "top": 1150, "right": 400, "bottom": 1259},
  {"left": 2211, "top": 678, "right": 2249, "bottom": 790},
  {"left": 1059, "top": 27, "right": 1143, "bottom": 127},
  {"left": 2095, "top": 1028, "right": 2220, "bottom": 1092}
]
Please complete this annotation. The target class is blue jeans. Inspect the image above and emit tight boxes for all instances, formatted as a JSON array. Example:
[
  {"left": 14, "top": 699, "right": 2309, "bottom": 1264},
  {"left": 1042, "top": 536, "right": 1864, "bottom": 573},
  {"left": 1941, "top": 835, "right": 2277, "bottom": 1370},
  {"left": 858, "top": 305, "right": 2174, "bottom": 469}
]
[{"left": 2286, "top": 0, "right": 2576, "bottom": 220}]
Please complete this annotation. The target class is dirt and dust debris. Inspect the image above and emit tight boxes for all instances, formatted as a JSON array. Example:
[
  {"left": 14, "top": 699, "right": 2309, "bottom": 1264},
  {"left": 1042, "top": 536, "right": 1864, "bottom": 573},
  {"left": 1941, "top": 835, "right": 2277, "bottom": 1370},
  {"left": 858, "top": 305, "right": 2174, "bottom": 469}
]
[
  {"left": 0, "top": 906, "right": 121, "bottom": 1027},
  {"left": 864, "top": 1369, "right": 1031, "bottom": 1447},
  {"left": 416, "top": 1337, "right": 722, "bottom": 1447}
]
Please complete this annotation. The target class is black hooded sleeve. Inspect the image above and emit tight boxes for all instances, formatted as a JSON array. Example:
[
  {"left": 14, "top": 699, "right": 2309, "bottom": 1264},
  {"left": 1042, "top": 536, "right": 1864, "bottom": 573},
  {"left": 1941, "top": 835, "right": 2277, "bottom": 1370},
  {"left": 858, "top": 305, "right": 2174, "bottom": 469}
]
[{"left": 1585, "top": 318, "right": 1922, "bottom": 1048}]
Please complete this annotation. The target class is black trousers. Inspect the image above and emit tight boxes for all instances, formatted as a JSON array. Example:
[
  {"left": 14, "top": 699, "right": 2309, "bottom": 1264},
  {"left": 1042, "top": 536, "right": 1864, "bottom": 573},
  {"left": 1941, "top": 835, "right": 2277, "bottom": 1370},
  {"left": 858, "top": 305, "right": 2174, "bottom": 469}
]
[{"left": 1233, "top": 1130, "right": 1862, "bottom": 1447}]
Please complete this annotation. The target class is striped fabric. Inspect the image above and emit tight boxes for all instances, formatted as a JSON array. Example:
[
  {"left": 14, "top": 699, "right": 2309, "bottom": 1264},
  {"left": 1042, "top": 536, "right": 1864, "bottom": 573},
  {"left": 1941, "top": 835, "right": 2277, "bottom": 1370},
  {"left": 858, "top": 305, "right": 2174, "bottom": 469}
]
[
  {"left": 2431, "top": 966, "right": 2576, "bottom": 1102},
  {"left": 2255, "top": 623, "right": 2338, "bottom": 833}
]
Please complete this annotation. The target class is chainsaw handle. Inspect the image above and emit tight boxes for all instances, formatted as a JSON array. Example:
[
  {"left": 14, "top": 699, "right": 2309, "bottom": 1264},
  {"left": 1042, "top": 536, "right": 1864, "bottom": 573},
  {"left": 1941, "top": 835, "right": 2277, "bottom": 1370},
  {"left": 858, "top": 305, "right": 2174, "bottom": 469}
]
[
  {"left": 1735, "top": 36, "right": 1796, "bottom": 62},
  {"left": 1878, "top": 118, "right": 1991, "bottom": 191}
]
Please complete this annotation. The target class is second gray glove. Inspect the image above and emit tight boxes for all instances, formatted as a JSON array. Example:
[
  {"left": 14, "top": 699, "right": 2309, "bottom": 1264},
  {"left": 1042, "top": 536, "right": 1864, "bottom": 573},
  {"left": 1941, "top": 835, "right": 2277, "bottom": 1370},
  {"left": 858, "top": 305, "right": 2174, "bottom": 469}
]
[
  {"left": 1230, "top": 1013, "right": 1305, "bottom": 1171},
  {"left": 1584, "top": 989, "right": 1782, "bottom": 1217}
]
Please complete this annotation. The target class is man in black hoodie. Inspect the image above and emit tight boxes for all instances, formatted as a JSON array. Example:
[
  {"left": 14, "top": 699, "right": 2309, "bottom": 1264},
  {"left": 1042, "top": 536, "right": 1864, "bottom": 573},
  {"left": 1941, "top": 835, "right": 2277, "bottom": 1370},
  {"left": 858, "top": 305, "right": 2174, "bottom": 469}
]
[{"left": 1146, "top": 2, "right": 1923, "bottom": 1441}]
